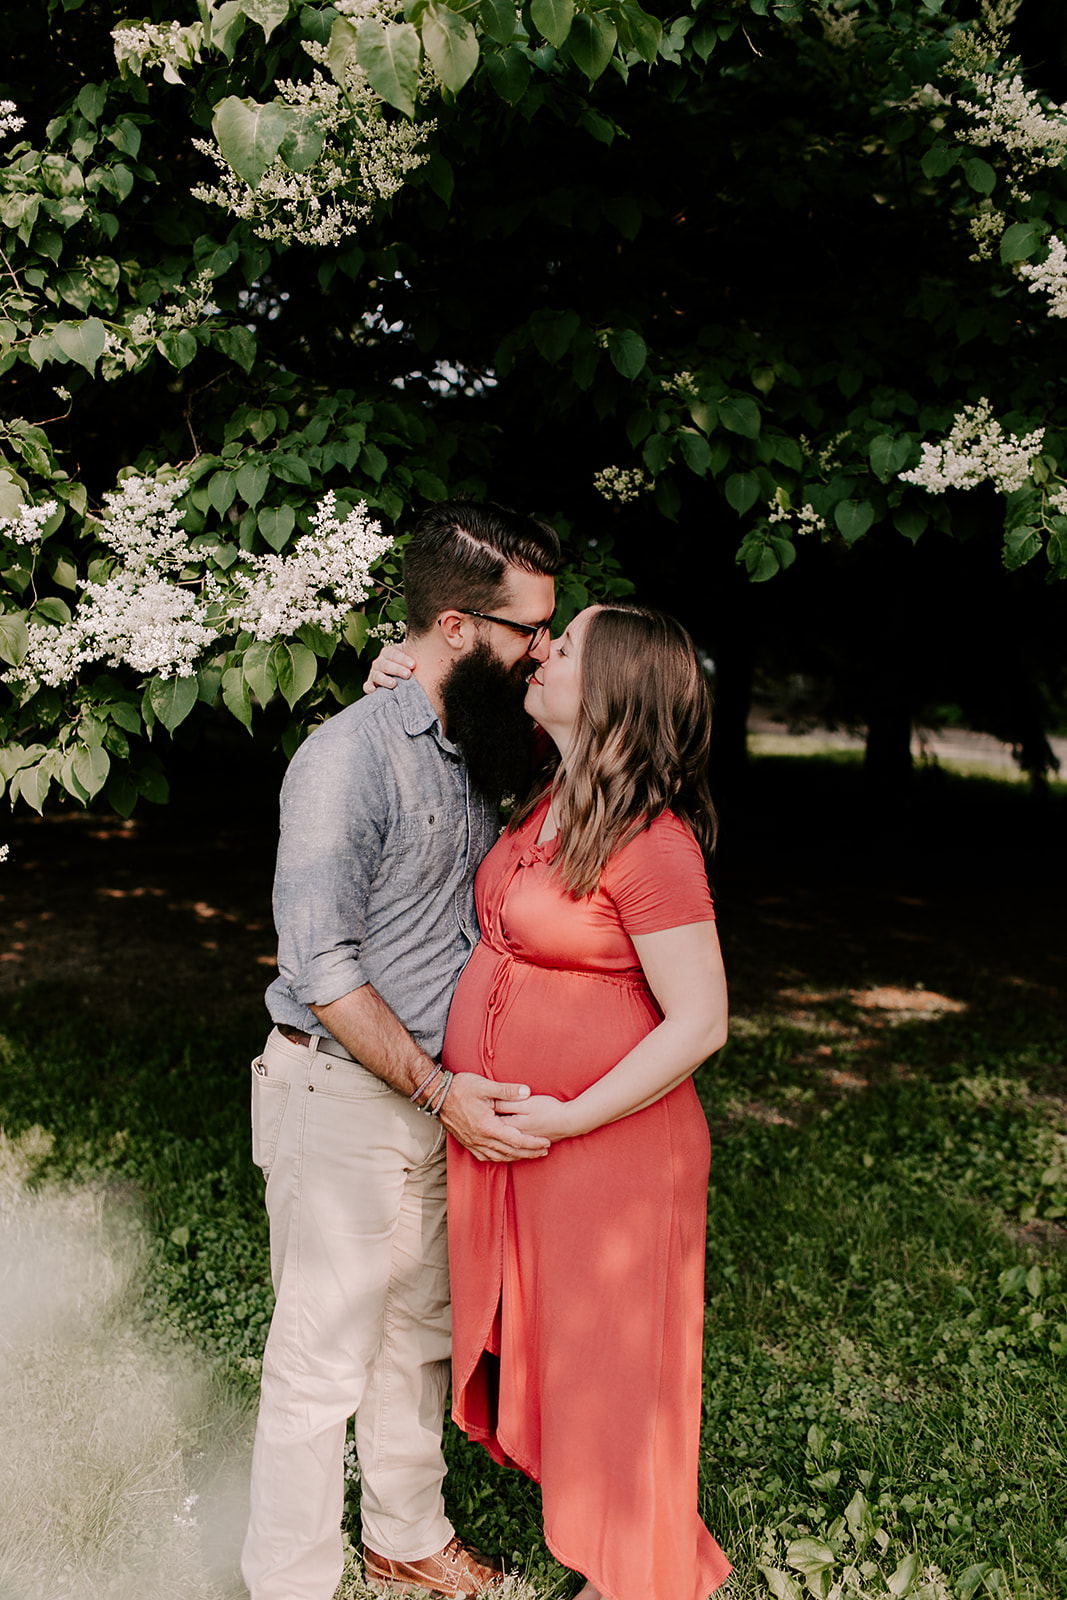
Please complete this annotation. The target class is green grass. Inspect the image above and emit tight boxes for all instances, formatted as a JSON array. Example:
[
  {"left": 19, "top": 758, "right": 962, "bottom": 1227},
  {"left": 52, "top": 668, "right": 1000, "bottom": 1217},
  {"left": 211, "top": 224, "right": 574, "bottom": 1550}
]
[{"left": 1, "top": 754, "right": 1065, "bottom": 1600}]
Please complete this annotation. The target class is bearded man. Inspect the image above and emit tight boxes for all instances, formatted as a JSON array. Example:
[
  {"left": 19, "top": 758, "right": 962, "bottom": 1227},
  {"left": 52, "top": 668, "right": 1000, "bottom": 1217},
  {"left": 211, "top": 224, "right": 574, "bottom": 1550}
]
[{"left": 242, "top": 501, "right": 560, "bottom": 1600}]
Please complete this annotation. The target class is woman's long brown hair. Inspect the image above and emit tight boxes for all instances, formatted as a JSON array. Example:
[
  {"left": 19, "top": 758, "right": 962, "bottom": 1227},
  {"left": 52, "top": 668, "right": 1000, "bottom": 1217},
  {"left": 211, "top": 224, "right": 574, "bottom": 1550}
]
[{"left": 511, "top": 603, "right": 718, "bottom": 897}]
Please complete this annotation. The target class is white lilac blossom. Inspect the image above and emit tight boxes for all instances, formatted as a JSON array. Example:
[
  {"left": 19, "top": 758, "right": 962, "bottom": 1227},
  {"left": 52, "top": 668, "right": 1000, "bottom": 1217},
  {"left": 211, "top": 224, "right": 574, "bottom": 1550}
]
[
  {"left": 191, "top": 61, "right": 431, "bottom": 249},
  {"left": 899, "top": 399, "right": 1044, "bottom": 495},
  {"left": 593, "top": 466, "right": 651, "bottom": 505},
  {"left": 661, "top": 371, "right": 700, "bottom": 401},
  {"left": 768, "top": 497, "right": 824, "bottom": 537},
  {"left": 111, "top": 18, "right": 203, "bottom": 80},
  {"left": 0, "top": 101, "right": 26, "bottom": 137},
  {"left": 229, "top": 493, "right": 392, "bottom": 637},
  {"left": 0, "top": 843, "right": 9, "bottom": 864},
  {"left": 959, "top": 74, "right": 1067, "bottom": 171},
  {"left": 0, "top": 501, "right": 58, "bottom": 544},
  {"left": 1016, "top": 234, "right": 1067, "bottom": 318},
  {"left": 9, "top": 483, "right": 393, "bottom": 691},
  {"left": 95, "top": 477, "right": 191, "bottom": 574}
]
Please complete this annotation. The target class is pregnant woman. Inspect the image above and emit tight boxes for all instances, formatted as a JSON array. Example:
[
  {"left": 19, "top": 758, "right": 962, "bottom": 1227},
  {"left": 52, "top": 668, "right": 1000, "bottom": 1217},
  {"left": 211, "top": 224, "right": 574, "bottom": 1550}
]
[{"left": 442, "top": 602, "right": 732, "bottom": 1600}]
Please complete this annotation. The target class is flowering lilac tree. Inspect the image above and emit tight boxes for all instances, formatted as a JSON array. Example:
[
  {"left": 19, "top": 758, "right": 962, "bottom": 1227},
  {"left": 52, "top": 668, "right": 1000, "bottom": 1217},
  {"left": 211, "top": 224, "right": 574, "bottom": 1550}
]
[{"left": 1, "top": 0, "right": 1066, "bottom": 818}]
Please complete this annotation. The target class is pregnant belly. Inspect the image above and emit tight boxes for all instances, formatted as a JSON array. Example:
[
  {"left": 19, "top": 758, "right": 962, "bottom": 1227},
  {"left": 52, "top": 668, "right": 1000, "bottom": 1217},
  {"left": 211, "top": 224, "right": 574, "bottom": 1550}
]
[{"left": 442, "top": 947, "right": 660, "bottom": 1100}]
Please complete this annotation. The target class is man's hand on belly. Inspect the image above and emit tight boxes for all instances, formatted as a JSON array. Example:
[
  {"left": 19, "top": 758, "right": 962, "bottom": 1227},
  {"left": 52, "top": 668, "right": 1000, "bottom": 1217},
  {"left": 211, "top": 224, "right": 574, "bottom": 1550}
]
[{"left": 440, "top": 1074, "right": 551, "bottom": 1162}]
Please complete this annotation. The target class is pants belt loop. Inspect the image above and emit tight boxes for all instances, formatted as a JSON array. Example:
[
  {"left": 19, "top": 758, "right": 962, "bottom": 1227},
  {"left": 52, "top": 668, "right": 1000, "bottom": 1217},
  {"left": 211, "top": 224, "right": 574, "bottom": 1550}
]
[{"left": 307, "top": 1034, "right": 320, "bottom": 1056}]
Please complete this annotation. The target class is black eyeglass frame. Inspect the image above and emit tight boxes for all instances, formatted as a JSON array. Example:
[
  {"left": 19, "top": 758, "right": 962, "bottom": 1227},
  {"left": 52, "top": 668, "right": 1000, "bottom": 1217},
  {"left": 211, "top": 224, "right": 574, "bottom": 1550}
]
[{"left": 458, "top": 609, "right": 553, "bottom": 649}]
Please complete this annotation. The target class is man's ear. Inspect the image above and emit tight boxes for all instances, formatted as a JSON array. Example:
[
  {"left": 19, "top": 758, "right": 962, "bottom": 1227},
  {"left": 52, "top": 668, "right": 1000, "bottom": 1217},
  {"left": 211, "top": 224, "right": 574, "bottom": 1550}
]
[{"left": 436, "top": 610, "right": 471, "bottom": 652}]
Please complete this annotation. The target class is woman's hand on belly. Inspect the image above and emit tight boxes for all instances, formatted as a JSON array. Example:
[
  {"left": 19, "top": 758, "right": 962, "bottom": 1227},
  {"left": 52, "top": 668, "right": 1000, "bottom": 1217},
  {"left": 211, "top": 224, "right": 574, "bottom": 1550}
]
[
  {"left": 441, "top": 1073, "right": 552, "bottom": 1162},
  {"left": 494, "top": 1093, "right": 577, "bottom": 1142}
]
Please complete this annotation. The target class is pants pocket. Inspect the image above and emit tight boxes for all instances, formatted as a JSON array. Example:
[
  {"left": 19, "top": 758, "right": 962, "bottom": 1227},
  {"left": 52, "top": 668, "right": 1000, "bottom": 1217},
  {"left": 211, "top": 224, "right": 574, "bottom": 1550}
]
[{"left": 250, "top": 1057, "right": 290, "bottom": 1176}]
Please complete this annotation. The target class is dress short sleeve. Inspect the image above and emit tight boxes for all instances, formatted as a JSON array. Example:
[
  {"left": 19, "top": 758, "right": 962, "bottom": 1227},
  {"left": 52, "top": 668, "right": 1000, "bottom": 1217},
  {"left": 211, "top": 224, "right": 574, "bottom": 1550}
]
[{"left": 601, "top": 811, "right": 714, "bottom": 936}]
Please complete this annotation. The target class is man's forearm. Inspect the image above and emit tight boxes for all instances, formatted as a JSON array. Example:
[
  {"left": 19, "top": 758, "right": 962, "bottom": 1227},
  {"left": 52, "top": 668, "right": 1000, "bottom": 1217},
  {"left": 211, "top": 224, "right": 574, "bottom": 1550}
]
[
  {"left": 310, "top": 984, "right": 435, "bottom": 1100},
  {"left": 310, "top": 984, "right": 551, "bottom": 1162}
]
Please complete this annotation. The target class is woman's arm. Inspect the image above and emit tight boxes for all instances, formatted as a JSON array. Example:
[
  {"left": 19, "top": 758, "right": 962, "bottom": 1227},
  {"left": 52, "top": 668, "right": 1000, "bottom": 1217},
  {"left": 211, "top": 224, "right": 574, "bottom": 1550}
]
[{"left": 496, "top": 919, "right": 728, "bottom": 1141}]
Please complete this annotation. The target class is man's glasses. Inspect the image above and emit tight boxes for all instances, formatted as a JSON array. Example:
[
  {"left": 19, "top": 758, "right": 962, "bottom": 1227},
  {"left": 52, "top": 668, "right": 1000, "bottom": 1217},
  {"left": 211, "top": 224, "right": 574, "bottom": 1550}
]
[{"left": 459, "top": 610, "right": 552, "bottom": 651}]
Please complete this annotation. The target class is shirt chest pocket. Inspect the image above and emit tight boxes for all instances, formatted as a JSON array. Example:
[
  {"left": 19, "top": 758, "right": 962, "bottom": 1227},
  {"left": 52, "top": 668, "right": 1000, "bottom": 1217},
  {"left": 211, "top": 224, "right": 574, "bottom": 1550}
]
[{"left": 389, "top": 808, "right": 460, "bottom": 890}]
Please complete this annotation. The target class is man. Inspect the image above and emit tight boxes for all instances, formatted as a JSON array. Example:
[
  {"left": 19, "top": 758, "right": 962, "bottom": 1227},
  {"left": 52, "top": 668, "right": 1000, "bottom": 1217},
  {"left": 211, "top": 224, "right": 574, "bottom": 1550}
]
[{"left": 242, "top": 501, "right": 561, "bottom": 1600}]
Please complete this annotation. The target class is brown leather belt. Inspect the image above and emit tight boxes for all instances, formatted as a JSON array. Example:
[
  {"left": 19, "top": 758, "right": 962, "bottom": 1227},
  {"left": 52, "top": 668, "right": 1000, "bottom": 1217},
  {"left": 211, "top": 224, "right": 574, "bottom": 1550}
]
[{"left": 276, "top": 1023, "right": 356, "bottom": 1063}]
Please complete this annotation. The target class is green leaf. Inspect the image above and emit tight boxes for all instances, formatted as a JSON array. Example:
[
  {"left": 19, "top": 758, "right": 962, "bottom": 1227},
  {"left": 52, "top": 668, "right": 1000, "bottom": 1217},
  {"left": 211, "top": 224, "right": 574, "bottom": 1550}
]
[
  {"left": 328, "top": 16, "right": 360, "bottom": 85},
  {"left": 242, "top": 638, "right": 279, "bottom": 704},
  {"left": 886, "top": 1553, "right": 920, "bottom": 1597},
  {"left": 238, "top": 0, "right": 290, "bottom": 41},
  {"left": 422, "top": 3, "right": 480, "bottom": 93},
  {"left": 107, "top": 118, "right": 142, "bottom": 158},
  {"left": 678, "top": 430, "right": 711, "bottom": 475},
  {"left": 785, "top": 1538, "right": 836, "bottom": 1597},
  {"left": 357, "top": 20, "right": 421, "bottom": 119},
  {"left": 892, "top": 507, "right": 927, "bottom": 544},
  {"left": 486, "top": 46, "right": 532, "bottom": 105},
  {"left": 616, "top": 3, "right": 661, "bottom": 63},
  {"left": 216, "top": 324, "right": 258, "bottom": 374},
  {"left": 33, "top": 597, "right": 71, "bottom": 625},
  {"left": 607, "top": 328, "right": 647, "bottom": 380},
  {"left": 258, "top": 504, "right": 296, "bottom": 550},
  {"left": 343, "top": 611, "right": 372, "bottom": 653},
  {"left": 77, "top": 83, "right": 107, "bottom": 124},
  {"left": 1000, "top": 221, "right": 1047, "bottom": 263},
  {"left": 361, "top": 442, "right": 388, "bottom": 481},
  {"left": 12, "top": 761, "right": 51, "bottom": 815},
  {"left": 718, "top": 396, "right": 761, "bottom": 438},
  {"left": 157, "top": 329, "right": 199, "bottom": 369},
  {"left": 481, "top": 0, "right": 518, "bottom": 44},
  {"left": 148, "top": 674, "right": 198, "bottom": 732},
  {"left": 222, "top": 664, "right": 254, "bottom": 732},
  {"left": 0, "top": 611, "right": 29, "bottom": 667},
  {"left": 643, "top": 432, "right": 672, "bottom": 474},
  {"left": 72, "top": 743, "right": 110, "bottom": 800},
  {"left": 725, "top": 471, "right": 759, "bottom": 514},
  {"left": 209, "top": 471, "right": 237, "bottom": 515},
  {"left": 530, "top": 0, "right": 574, "bottom": 47},
  {"left": 273, "top": 638, "right": 318, "bottom": 707},
  {"left": 0, "top": 470, "right": 26, "bottom": 521},
  {"left": 835, "top": 499, "right": 875, "bottom": 544},
  {"left": 566, "top": 11, "right": 616, "bottom": 80},
  {"left": 1002, "top": 526, "right": 1041, "bottom": 569},
  {"left": 279, "top": 112, "right": 325, "bottom": 174},
  {"left": 53, "top": 318, "right": 106, "bottom": 373},
  {"left": 236, "top": 460, "right": 270, "bottom": 507},
  {"left": 272, "top": 453, "right": 312, "bottom": 486},
  {"left": 759, "top": 1569, "right": 804, "bottom": 1600},
  {"left": 963, "top": 157, "right": 996, "bottom": 195},
  {"left": 212, "top": 96, "right": 292, "bottom": 189},
  {"left": 869, "top": 434, "right": 912, "bottom": 480},
  {"left": 920, "top": 140, "right": 958, "bottom": 179},
  {"left": 209, "top": 0, "right": 248, "bottom": 58},
  {"left": 531, "top": 309, "right": 580, "bottom": 363}
]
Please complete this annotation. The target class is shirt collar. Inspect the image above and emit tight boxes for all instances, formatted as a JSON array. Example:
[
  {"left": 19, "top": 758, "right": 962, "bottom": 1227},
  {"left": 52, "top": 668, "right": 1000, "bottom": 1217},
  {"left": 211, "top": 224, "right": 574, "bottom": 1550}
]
[{"left": 396, "top": 674, "right": 459, "bottom": 755}]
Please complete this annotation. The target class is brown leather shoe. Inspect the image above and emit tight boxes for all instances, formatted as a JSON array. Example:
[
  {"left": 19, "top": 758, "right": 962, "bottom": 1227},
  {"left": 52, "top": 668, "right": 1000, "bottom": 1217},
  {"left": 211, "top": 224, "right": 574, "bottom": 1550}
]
[{"left": 364, "top": 1536, "right": 503, "bottom": 1599}]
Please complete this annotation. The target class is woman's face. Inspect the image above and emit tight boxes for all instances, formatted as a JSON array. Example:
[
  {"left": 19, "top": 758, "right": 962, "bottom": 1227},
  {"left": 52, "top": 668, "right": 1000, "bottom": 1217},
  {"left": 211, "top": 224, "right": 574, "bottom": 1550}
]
[{"left": 523, "top": 605, "right": 598, "bottom": 755}]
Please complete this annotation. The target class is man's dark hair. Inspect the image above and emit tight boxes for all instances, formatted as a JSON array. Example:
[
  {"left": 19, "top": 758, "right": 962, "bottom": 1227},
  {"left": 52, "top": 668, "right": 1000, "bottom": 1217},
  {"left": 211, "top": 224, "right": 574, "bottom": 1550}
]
[{"left": 403, "top": 500, "right": 562, "bottom": 638}]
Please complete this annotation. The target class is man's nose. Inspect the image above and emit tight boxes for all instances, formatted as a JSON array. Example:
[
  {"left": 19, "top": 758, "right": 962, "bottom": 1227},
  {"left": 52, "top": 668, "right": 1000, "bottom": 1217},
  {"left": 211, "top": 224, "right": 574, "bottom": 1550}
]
[{"left": 528, "top": 631, "right": 551, "bottom": 664}]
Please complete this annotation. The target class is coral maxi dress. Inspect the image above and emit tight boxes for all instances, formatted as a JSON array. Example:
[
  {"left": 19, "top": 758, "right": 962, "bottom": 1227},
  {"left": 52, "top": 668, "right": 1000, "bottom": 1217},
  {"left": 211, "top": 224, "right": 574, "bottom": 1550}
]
[{"left": 443, "top": 799, "right": 732, "bottom": 1600}]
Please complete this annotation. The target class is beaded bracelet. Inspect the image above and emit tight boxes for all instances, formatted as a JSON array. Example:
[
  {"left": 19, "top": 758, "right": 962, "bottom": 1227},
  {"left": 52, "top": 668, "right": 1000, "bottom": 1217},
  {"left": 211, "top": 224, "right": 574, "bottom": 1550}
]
[
  {"left": 422, "top": 1069, "right": 454, "bottom": 1118},
  {"left": 409, "top": 1062, "right": 443, "bottom": 1104}
]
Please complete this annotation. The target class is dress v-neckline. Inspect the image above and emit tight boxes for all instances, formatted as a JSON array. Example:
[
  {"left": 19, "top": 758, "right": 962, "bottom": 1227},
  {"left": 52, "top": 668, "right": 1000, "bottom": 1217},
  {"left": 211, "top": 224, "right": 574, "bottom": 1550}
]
[{"left": 533, "top": 795, "right": 558, "bottom": 847}]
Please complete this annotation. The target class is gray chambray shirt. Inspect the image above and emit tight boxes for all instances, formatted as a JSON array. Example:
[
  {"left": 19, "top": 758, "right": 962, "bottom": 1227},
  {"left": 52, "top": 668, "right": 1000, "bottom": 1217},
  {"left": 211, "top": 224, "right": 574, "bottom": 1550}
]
[{"left": 265, "top": 675, "right": 500, "bottom": 1061}]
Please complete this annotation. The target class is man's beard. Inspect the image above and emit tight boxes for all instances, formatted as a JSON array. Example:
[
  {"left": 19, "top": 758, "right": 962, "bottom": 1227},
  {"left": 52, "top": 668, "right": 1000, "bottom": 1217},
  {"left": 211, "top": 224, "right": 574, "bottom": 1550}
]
[{"left": 441, "top": 640, "right": 535, "bottom": 805}]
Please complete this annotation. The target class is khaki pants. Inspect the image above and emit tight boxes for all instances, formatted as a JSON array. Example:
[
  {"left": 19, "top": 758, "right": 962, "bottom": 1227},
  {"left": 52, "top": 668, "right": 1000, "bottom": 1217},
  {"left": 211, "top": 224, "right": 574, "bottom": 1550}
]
[{"left": 241, "top": 1027, "right": 453, "bottom": 1600}]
